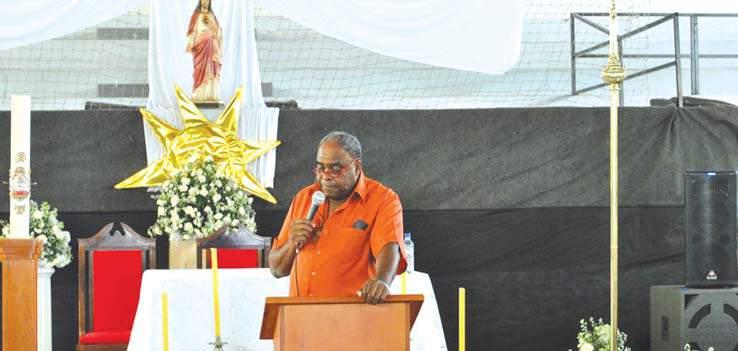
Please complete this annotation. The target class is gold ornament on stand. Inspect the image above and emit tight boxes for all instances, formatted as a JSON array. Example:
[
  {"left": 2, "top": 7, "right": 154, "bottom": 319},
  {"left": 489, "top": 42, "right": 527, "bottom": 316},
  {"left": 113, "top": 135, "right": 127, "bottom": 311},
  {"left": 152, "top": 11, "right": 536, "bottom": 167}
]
[{"left": 115, "top": 85, "right": 281, "bottom": 204}]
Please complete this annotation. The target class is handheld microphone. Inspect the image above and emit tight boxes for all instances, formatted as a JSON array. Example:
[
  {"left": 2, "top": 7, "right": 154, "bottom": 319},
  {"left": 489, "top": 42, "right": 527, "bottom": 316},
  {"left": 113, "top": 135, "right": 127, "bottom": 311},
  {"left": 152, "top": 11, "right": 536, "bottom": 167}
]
[
  {"left": 306, "top": 191, "right": 325, "bottom": 222},
  {"left": 296, "top": 191, "right": 325, "bottom": 252}
]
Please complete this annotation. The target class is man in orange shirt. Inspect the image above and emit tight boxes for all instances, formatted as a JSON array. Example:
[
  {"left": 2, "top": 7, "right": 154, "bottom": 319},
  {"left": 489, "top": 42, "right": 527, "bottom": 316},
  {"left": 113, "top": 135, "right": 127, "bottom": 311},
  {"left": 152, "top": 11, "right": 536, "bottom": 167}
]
[{"left": 268, "top": 131, "right": 407, "bottom": 304}]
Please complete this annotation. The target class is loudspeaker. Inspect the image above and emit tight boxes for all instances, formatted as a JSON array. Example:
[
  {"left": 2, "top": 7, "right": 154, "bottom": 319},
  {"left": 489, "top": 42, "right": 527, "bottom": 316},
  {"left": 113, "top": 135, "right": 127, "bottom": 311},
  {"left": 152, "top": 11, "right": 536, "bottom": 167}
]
[
  {"left": 685, "top": 171, "right": 738, "bottom": 288},
  {"left": 651, "top": 285, "right": 738, "bottom": 351}
]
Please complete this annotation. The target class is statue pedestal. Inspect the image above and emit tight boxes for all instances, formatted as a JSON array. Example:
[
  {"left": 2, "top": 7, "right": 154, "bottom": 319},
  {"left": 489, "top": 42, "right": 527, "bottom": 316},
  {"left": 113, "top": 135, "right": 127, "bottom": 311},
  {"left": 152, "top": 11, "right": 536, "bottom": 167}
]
[
  {"left": 195, "top": 101, "right": 225, "bottom": 120},
  {"left": 0, "top": 238, "right": 42, "bottom": 351}
]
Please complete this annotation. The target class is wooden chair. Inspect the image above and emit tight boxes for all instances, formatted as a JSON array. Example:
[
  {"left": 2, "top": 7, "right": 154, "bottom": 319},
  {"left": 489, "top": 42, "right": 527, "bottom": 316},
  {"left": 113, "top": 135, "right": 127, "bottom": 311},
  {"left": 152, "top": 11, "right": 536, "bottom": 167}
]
[
  {"left": 196, "top": 225, "right": 271, "bottom": 268},
  {"left": 77, "top": 222, "right": 156, "bottom": 351}
]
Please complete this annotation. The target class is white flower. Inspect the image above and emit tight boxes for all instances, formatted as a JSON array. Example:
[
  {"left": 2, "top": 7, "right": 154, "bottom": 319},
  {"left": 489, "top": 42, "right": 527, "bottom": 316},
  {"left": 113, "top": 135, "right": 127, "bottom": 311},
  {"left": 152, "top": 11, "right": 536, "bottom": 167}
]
[
  {"left": 579, "top": 343, "right": 594, "bottom": 351},
  {"left": 37, "top": 234, "right": 48, "bottom": 243},
  {"left": 32, "top": 211, "right": 43, "bottom": 220},
  {"left": 149, "top": 159, "right": 258, "bottom": 240},
  {"left": 1, "top": 226, "right": 9, "bottom": 236}
]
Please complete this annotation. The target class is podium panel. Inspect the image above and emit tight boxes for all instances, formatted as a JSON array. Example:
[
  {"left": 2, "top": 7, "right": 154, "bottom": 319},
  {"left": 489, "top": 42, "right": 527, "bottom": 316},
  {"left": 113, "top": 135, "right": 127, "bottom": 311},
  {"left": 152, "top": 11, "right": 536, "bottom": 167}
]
[
  {"left": 262, "top": 295, "right": 423, "bottom": 351},
  {"left": 275, "top": 303, "right": 407, "bottom": 351}
]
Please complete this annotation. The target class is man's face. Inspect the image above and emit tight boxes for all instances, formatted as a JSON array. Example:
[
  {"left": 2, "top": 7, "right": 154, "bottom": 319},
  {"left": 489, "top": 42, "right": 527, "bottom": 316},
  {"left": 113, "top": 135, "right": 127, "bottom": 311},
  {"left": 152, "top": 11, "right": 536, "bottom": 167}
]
[
  {"left": 314, "top": 141, "right": 361, "bottom": 201},
  {"left": 200, "top": 0, "right": 210, "bottom": 9}
]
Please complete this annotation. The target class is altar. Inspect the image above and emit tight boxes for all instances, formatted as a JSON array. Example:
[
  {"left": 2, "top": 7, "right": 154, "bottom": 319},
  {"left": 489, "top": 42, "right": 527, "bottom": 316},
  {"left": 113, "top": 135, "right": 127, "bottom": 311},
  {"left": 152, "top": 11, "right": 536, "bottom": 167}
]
[{"left": 127, "top": 268, "right": 448, "bottom": 351}]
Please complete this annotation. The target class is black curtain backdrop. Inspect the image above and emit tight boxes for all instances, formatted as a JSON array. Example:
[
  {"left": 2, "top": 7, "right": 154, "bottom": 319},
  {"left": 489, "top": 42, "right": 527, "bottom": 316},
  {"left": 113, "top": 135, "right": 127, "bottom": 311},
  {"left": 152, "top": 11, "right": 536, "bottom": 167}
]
[{"left": 0, "top": 106, "right": 735, "bottom": 351}]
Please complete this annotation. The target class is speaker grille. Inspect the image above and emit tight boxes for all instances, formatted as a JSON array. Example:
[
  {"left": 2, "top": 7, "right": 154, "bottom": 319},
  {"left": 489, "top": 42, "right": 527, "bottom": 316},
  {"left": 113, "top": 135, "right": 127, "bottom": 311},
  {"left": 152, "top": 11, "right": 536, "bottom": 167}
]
[
  {"left": 684, "top": 293, "right": 738, "bottom": 351},
  {"left": 685, "top": 171, "right": 738, "bottom": 288}
]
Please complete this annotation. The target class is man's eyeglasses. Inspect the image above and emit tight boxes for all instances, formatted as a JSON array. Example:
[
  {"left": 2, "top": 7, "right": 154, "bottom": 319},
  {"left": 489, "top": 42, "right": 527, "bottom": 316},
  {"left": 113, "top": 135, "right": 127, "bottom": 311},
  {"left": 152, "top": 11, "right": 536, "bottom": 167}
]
[{"left": 313, "top": 159, "right": 357, "bottom": 177}]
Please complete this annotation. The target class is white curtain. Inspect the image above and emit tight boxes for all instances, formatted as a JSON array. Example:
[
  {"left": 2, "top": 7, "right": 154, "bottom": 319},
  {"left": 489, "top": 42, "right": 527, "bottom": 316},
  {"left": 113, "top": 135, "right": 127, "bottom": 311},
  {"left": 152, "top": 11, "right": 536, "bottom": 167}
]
[
  {"left": 147, "top": 0, "right": 279, "bottom": 187},
  {"left": 254, "top": 0, "right": 525, "bottom": 75},
  {"left": 0, "top": 0, "right": 147, "bottom": 50}
]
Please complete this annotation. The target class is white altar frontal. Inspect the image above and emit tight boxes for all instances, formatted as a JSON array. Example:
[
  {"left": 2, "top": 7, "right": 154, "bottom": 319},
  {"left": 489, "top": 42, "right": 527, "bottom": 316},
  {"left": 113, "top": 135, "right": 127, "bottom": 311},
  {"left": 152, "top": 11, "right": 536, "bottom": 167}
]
[{"left": 128, "top": 268, "right": 448, "bottom": 351}]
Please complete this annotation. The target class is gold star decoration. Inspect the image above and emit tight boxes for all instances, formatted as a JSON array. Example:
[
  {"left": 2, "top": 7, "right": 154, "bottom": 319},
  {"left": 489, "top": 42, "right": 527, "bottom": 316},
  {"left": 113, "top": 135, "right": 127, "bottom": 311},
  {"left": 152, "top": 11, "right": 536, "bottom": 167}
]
[{"left": 115, "top": 85, "right": 281, "bottom": 204}]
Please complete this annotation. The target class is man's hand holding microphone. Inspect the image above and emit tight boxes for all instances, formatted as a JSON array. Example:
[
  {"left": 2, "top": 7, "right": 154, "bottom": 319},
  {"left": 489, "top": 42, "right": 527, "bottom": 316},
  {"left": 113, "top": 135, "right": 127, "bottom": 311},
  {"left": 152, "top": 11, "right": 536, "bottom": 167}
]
[{"left": 291, "top": 191, "right": 325, "bottom": 252}]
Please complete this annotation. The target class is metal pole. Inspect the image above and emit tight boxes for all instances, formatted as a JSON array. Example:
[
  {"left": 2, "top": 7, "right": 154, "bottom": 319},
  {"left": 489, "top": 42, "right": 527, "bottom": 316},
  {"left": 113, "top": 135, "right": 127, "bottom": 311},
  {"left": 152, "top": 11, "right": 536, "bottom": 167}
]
[
  {"left": 690, "top": 15, "right": 700, "bottom": 95},
  {"left": 601, "top": 2, "right": 625, "bottom": 351},
  {"left": 674, "top": 14, "right": 684, "bottom": 107},
  {"left": 618, "top": 39, "right": 625, "bottom": 106},
  {"left": 571, "top": 13, "right": 578, "bottom": 95}
]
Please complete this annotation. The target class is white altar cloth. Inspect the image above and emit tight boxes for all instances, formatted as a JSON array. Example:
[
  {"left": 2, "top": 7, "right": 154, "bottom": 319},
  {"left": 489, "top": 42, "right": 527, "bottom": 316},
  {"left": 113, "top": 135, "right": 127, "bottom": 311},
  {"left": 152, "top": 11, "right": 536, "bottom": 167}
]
[{"left": 128, "top": 268, "right": 447, "bottom": 351}]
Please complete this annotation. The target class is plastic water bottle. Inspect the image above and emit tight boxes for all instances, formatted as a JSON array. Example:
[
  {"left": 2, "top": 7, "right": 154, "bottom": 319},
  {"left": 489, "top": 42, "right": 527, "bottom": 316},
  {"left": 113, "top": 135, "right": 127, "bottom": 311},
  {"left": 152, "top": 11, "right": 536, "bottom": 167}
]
[{"left": 404, "top": 232, "right": 415, "bottom": 273}]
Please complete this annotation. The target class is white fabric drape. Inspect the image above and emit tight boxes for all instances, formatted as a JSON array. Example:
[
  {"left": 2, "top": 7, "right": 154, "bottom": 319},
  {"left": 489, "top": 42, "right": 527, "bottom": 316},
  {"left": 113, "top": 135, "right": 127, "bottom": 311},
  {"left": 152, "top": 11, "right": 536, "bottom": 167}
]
[
  {"left": 254, "top": 0, "right": 525, "bottom": 75},
  {"left": 0, "top": 0, "right": 147, "bottom": 50},
  {"left": 128, "top": 269, "right": 447, "bottom": 351},
  {"left": 147, "top": 0, "right": 279, "bottom": 188}
]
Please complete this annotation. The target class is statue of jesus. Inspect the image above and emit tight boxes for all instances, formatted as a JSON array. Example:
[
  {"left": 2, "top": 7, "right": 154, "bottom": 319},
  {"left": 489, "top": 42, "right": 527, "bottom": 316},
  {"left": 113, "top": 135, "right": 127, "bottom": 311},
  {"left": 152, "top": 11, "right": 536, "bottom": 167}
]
[{"left": 186, "top": 0, "right": 222, "bottom": 103}]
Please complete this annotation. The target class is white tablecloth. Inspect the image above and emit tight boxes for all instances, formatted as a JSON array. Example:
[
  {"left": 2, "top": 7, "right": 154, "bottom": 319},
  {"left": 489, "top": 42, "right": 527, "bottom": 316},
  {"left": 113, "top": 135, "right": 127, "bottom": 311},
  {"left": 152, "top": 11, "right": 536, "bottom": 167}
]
[{"left": 128, "top": 268, "right": 447, "bottom": 351}]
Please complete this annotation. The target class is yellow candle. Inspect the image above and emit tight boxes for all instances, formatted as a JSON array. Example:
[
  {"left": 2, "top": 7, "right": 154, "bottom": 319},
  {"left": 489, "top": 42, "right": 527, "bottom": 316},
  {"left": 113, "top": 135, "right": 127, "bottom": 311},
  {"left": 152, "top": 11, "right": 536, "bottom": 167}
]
[
  {"left": 459, "top": 287, "right": 466, "bottom": 351},
  {"left": 161, "top": 292, "right": 169, "bottom": 351},
  {"left": 401, "top": 272, "right": 407, "bottom": 294},
  {"left": 211, "top": 248, "right": 221, "bottom": 338}
]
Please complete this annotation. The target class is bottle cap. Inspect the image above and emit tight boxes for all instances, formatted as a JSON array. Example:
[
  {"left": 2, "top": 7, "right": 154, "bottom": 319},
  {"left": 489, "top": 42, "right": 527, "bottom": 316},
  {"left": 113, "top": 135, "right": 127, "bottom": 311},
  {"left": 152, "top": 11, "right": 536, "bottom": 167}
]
[{"left": 404, "top": 232, "right": 412, "bottom": 240}]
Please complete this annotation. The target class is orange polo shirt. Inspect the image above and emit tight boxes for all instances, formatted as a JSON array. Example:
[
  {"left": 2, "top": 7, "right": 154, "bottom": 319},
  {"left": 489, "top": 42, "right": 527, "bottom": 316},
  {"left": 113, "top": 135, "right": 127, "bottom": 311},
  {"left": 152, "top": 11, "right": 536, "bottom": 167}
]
[{"left": 273, "top": 173, "right": 407, "bottom": 297}]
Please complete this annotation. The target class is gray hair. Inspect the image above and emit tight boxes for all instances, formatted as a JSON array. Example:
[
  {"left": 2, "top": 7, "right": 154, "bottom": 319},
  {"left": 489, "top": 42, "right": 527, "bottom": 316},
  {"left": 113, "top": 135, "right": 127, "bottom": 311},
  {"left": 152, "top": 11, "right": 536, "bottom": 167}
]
[{"left": 319, "top": 131, "right": 362, "bottom": 159}]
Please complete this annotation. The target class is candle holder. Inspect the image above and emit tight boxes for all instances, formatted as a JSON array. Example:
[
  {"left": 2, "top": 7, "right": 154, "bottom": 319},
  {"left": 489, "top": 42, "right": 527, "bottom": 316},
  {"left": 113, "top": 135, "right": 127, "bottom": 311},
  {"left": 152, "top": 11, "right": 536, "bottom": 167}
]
[{"left": 209, "top": 336, "right": 227, "bottom": 350}]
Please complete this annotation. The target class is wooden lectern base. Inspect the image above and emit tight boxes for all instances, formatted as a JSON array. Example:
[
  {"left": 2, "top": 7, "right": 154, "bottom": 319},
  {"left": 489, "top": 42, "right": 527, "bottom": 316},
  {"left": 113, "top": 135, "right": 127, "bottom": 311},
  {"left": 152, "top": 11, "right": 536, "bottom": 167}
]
[
  {"left": 0, "top": 238, "right": 42, "bottom": 351},
  {"left": 261, "top": 295, "right": 424, "bottom": 351}
]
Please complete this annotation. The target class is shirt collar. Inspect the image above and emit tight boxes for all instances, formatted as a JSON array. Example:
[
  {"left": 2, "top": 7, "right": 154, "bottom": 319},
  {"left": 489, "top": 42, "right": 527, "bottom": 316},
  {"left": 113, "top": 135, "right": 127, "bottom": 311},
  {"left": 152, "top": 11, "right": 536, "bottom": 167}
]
[{"left": 351, "top": 172, "right": 367, "bottom": 202}]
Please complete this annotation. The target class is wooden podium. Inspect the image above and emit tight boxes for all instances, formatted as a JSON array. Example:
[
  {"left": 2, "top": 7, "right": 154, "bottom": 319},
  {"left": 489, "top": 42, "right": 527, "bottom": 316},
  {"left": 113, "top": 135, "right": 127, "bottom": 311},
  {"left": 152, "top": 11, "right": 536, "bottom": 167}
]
[
  {"left": 0, "top": 238, "right": 42, "bottom": 351},
  {"left": 260, "top": 294, "right": 424, "bottom": 351}
]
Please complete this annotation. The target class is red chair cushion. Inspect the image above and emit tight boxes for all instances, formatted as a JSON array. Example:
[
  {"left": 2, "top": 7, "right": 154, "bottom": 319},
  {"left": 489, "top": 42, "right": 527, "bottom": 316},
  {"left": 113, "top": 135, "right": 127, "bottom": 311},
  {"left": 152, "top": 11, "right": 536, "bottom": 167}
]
[
  {"left": 216, "top": 248, "right": 259, "bottom": 268},
  {"left": 92, "top": 250, "right": 143, "bottom": 332},
  {"left": 79, "top": 330, "right": 130, "bottom": 344}
]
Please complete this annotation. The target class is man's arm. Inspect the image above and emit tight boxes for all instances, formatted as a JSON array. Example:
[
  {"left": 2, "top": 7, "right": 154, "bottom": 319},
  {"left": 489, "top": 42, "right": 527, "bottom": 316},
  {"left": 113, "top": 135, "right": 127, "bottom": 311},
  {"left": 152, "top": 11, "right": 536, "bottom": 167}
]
[
  {"left": 358, "top": 242, "right": 401, "bottom": 304},
  {"left": 267, "top": 239, "right": 296, "bottom": 278},
  {"left": 268, "top": 219, "right": 316, "bottom": 278}
]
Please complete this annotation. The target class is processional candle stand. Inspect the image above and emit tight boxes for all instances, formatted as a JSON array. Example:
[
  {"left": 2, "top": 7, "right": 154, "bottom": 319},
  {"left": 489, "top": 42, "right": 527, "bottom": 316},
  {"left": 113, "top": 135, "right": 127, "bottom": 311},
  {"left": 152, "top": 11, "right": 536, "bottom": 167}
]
[{"left": 601, "top": 1, "right": 626, "bottom": 351}]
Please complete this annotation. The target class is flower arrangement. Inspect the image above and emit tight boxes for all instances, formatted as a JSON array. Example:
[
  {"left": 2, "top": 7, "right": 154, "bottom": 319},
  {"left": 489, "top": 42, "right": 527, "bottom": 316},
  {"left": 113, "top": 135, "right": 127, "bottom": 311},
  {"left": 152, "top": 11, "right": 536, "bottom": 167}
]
[
  {"left": 0, "top": 201, "right": 72, "bottom": 268},
  {"left": 148, "top": 157, "right": 257, "bottom": 240},
  {"left": 574, "top": 317, "right": 631, "bottom": 351}
]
